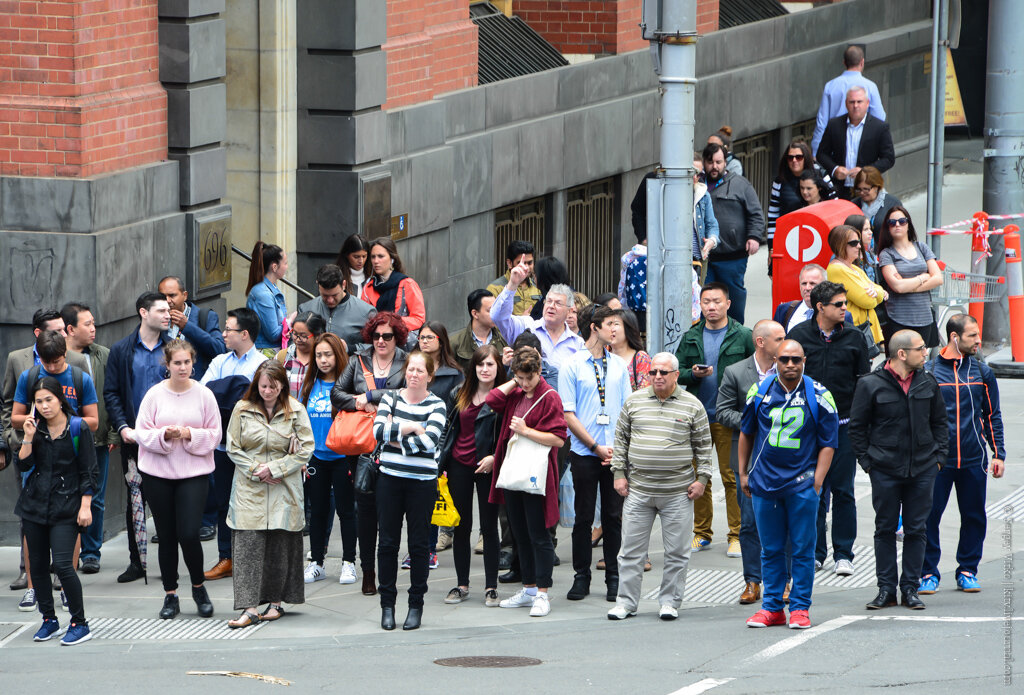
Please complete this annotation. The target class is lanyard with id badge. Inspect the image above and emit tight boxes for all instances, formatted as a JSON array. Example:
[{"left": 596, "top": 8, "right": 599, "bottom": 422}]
[{"left": 593, "top": 353, "right": 610, "bottom": 426}]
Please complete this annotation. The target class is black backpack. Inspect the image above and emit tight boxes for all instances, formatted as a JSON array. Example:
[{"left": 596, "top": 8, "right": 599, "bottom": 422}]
[{"left": 26, "top": 364, "right": 86, "bottom": 416}]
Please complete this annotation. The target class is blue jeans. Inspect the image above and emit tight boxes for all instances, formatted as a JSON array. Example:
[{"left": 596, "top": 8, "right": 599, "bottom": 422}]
[
  {"left": 753, "top": 485, "right": 819, "bottom": 612},
  {"left": 923, "top": 464, "right": 987, "bottom": 580},
  {"left": 80, "top": 446, "right": 109, "bottom": 561},
  {"left": 735, "top": 475, "right": 761, "bottom": 583},
  {"left": 706, "top": 256, "right": 748, "bottom": 324},
  {"left": 816, "top": 424, "right": 856, "bottom": 564}
]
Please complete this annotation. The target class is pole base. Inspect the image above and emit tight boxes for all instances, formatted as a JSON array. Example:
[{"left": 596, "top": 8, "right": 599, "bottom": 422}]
[{"left": 986, "top": 347, "right": 1024, "bottom": 378}]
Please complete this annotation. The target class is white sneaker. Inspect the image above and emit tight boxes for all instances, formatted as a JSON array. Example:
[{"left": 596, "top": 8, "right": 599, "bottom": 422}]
[
  {"left": 338, "top": 561, "right": 357, "bottom": 585},
  {"left": 499, "top": 588, "right": 535, "bottom": 608},
  {"left": 659, "top": 605, "right": 679, "bottom": 621},
  {"left": 834, "top": 559, "right": 854, "bottom": 576},
  {"left": 303, "top": 561, "right": 326, "bottom": 583},
  {"left": 529, "top": 592, "right": 551, "bottom": 617},
  {"left": 607, "top": 604, "right": 636, "bottom": 620}
]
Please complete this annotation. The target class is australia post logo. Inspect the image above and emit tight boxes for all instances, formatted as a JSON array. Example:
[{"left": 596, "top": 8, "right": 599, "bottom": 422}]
[{"left": 785, "top": 224, "right": 823, "bottom": 263}]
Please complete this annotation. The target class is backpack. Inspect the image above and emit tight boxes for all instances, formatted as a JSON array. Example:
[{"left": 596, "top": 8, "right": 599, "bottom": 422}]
[
  {"left": 624, "top": 255, "right": 647, "bottom": 312},
  {"left": 27, "top": 364, "right": 86, "bottom": 416},
  {"left": 69, "top": 415, "right": 82, "bottom": 456},
  {"left": 754, "top": 374, "right": 819, "bottom": 426}
]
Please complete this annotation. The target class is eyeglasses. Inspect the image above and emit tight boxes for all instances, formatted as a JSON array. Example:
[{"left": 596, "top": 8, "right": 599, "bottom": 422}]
[
  {"left": 888, "top": 217, "right": 909, "bottom": 227},
  {"left": 223, "top": 328, "right": 242, "bottom": 333},
  {"left": 418, "top": 335, "right": 437, "bottom": 342},
  {"left": 289, "top": 331, "right": 311, "bottom": 340},
  {"left": 847, "top": 239, "right": 861, "bottom": 248},
  {"left": 854, "top": 186, "right": 874, "bottom": 194},
  {"left": 543, "top": 299, "right": 566, "bottom": 309},
  {"left": 824, "top": 300, "right": 848, "bottom": 308},
  {"left": 649, "top": 369, "right": 678, "bottom": 376},
  {"left": 786, "top": 154, "right": 805, "bottom": 161},
  {"left": 372, "top": 332, "right": 395, "bottom": 342},
  {"left": 777, "top": 356, "right": 804, "bottom": 365},
  {"left": 904, "top": 345, "right": 929, "bottom": 353}
]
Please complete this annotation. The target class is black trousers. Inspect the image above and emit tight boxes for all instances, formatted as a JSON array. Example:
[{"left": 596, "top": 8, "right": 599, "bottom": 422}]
[
  {"left": 376, "top": 473, "right": 435, "bottom": 609},
  {"left": 212, "top": 449, "right": 234, "bottom": 560},
  {"left": 447, "top": 463, "right": 499, "bottom": 588},
  {"left": 869, "top": 466, "right": 938, "bottom": 593},
  {"left": 141, "top": 472, "right": 208, "bottom": 592},
  {"left": 505, "top": 489, "right": 554, "bottom": 589},
  {"left": 306, "top": 455, "right": 357, "bottom": 564},
  {"left": 570, "top": 452, "right": 622, "bottom": 581},
  {"left": 356, "top": 486, "right": 378, "bottom": 574},
  {"left": 24, "top": 519, "right": 84, "bottom": 623},
  {"left": 120, "top": 443, "right": 145, "bottom": 568}
]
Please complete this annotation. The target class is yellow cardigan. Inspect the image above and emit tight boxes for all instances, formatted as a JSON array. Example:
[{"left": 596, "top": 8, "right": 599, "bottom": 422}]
[{"left": 827, "top": 261, "right": 885, "bottom": 343}]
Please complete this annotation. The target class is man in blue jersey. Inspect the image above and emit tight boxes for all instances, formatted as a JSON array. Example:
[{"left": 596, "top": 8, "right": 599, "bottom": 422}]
[{"left": 738, "top": 339, "right": 838, "bottom": 629}]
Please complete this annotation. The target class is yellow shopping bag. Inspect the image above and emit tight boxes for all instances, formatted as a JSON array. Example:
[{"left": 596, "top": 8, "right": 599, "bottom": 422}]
[{"left": 431, "top": 476, "right": 461, "bottom": 527}]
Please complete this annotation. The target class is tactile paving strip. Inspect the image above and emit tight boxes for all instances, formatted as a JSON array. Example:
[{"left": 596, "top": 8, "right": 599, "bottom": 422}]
[{"left": 87, "top": 616, "right": 266, "bottom": 640}]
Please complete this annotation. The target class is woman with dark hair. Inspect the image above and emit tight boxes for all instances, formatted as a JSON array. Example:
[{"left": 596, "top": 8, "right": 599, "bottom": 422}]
[
  {"left": 799, "top": 170, "right": 828, "bottom": 206},
  {"left": 418, "top": 321, "right": 464, "bottom": 412},
  {"left": 845, "top": 213, "right": 879, "bottom": 282},
  {"left": 275, "top": 311, "right": 326, "bottom": 399},
  {"left": 16, "top": 376, "right": 98, "bottom": 645},
  {"left": 827, "top": 224, "right": 888, "bottom": 344},
  {"left": 593, "top": 293, "right": 622, "bottom": 310},
  {"left": 360, "top": 237, "right": 426, "bottom": 341},
  {"left": 767, "top": 140, "right": 837, "bottom": 255},
  {"left": 245, "top": 241, "right": 290, "bottom": 352},
  {"left": 225, "top": 361, "right": 314, "bottom": 629},
  {"left": 490, "top": 347, "right": 567, "bottom": 617},
  {"left": 135, "top": 339, "right": 221, "bottom": 620},
  {"left": 877, "top": 206, "right": 944, "bottom": 346},
  {"left": 438, "top": 344, "right": 507, "bottom": 606},
  {"left": 852, "top": 166, "right": 903, "bottom": 236},
  {"left": 529, "top": 257, "right": 573, "bottom": 321},
  {"left": 300, "top": 333, "right": 358, "bottom": 585},
  {"left": 330, "top": 312, "right": 409, "bottom": 595},
  {"left": 608, "top": 309, "right": 651, "bottom": 391},
  {"left": 374, "top": 351, "right": 448, "bottom": 631},
  {"left": 335, "top": 234, "right": 372, "bottom": 299}
]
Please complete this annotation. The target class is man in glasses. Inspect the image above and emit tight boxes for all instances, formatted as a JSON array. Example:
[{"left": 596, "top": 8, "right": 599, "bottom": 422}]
[
  {"left": 789, "top": 281, "right": 869, "bottom": 578},
  {"left": 607, "top": 353, "right": 712, "bottom": 621},
  {"left": 849, "top": 330, "right": 948, "bottom": 611},
  {"left": 738, "top": 340, "right": 838, "bottom": 629},
  {"left": 298, "top": 264, "right": 375, "bottom": 354}
]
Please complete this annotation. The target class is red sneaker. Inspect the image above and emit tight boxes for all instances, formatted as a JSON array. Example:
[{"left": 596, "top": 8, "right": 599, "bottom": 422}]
[
  {"left": 746, "top": 609, "right": 786, "bottom": 628},
  {"left": 788, "top": 609, "right": 811, "bottom": 629}
]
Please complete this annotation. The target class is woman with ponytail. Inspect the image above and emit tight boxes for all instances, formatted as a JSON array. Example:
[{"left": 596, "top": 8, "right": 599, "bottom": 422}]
[{"left": 245, "top": 241, "right": 290, "bottom": 353}]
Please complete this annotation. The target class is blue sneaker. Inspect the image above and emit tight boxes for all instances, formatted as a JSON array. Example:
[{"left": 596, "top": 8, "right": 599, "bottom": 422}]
[
  {"left": 956, "top": 572, "right": 981, "bottom": 593},
  {"left": 60, "top": 622, "right": 92, "bottom": 646},
  {"left": 918, "top": 575, "right": 939, "bottom": 594},
  {"left": 33, "top": 619, "right": 65, "bottom": 642},
  {"left": 691, "top": 537, "right": 711, "bottom": 552}
]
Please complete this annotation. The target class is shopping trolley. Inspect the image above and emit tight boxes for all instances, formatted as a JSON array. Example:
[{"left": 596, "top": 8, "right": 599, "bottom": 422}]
[{"left": 930, "top": 260, "right": 1005, "bottom": 352}]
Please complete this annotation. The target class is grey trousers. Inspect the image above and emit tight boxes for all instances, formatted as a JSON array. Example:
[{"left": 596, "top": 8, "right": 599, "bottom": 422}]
[{"left": 615, "top": 490, "right": 694, "bottom": 611}]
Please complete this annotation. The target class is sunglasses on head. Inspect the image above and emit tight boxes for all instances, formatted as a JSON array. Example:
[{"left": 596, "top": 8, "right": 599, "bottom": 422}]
[
  {"left": 372, "top": 332, "right": 395, "bottom": 342},
  {"left": 649, "top": 369, "right": 677, "bottom": 376},
  {"left": 888, "top": 217, "right": 909, "bottom": 227},
  {"left": 777, "top": 356, "right": 804, "bottom": 365}
]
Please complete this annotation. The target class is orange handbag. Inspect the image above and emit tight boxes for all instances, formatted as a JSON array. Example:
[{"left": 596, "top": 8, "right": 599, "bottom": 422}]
[{"left": 325, "top": 357, "right": 379, "bottom": 455}]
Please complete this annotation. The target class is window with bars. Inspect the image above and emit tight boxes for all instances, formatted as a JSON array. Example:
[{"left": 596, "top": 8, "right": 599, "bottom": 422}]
[
  {"left": 494, "top": 197, "right": 545, "bottom": 275},
  {"left": 566, "top": 178, "right": 616, "bottom": 301}
]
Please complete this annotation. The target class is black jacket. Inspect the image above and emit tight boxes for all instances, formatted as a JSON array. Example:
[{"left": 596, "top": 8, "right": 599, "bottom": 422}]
[
  {"left": 330, "top": 348, "right": 408, "bottom": 412},
  {"left": 849, "top": 364, "right": 949, "bottom": 477},
  {"left": 15, "top": 418, "right": 98, "bottom": 525},
  {"left": 816, "top": 113, "right": 896, "bottom": 178},
  {"left": 788, "top": 319, "right": 869, "bottom": 418},
  {"left": 437, "top": 386, "right": 500, "bottom": 474},
  {"left": 428, "top": 365, "right": 465, "bottom": 414}
]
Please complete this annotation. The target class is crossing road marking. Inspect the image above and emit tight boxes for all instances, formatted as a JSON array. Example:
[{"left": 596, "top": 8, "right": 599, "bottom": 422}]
[
  {"left": 869, "top": 616, "right": 1024, "bottom": 623},
  {"left": 0, "top": 622, "right": 32, "bottom": 648},
  {"left": 743, "top": 615, "right": 867, "bottom": 665},
  {"left": 667, "top": 677, "right": 735, "bottom": 694}
]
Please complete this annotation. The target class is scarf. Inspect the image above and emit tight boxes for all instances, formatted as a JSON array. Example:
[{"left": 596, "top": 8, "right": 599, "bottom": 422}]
[
  {"left": 861, "top": 188, "right": 888, "bottom": 225},
  {"left": 371, "top": 271, "right": 409, "bottom": 314}
]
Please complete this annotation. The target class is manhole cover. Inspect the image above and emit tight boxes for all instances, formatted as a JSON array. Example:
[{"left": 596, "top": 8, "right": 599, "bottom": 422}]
[{"left": 434, "top": 656, "right": 542, "bottom": 668}]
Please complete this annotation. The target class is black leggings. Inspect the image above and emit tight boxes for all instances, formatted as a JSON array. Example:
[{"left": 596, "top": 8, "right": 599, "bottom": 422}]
[
  {"left": 447, "top": 464, "right": 499, "bottom": 588},
  {"left": 307, "top": 455, "right": 357, "bottom": 564},
  {"left": 23, "top": 519, "right": 84, "bottom": 623},
  {"left": 141, "top": 472, "right": 208, "bottom": 592},
  {"left": 356, "top": 487, "right": 378, "bottom": 574},
  {"left": 505, "top": 489, "right": 554, "bottom": 589}
]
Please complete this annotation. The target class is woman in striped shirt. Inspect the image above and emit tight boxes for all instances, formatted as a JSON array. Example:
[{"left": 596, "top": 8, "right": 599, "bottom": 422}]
[{"left": 373, "top": 351, "right": 447, "bottom": 632}]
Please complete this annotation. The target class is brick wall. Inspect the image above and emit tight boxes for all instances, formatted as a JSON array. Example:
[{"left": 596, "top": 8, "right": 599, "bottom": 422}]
[
  {"left": 385, "top": 0, "right": 479, "bottom": 109},
  {"left": 0, "top": 0, "right": 167, "bottom": 177},
  {"left": 697, "top": 0, "right": 719, "bottom": 35}
]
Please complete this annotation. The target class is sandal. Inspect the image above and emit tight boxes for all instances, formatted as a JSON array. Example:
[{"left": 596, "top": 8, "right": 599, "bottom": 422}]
[
  {"left": 228, "top": 610, "right": 261, "bottom": 629},
  {"left": 259, "top": 604, "right": 285, "bottom": 621}
]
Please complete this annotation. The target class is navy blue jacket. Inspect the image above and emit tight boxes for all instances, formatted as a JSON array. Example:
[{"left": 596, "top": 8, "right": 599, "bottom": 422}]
[
  {"left": 105, "top": 327, "right": 165, "bottom": 432},
  {"left": 925, "top": 352, "right": 1005, "bottom": 469},
  {"left": 162, "top": 302, "right": 224, "bottom": 378}
]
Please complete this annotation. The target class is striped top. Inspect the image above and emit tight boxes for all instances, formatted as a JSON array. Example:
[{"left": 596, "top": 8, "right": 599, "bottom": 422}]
[
  {"left": 373, "top": 390, "right": 447, "bottom": 481},
  {"left": 610, "top": 385, "right": 713, "bottom": 496}
]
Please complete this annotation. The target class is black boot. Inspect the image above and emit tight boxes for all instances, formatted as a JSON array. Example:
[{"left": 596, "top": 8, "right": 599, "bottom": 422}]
[
  {"left": 605, "top": 575, "right": 619, "bottom": 603},
  {"left": 901, "top": 589, "right": 926, "bottom": 610},
  {"left": 381, "top": 606, "right": 396, "bottom": 631},
  {"left": 192, "top": 585, "right": 214, "bottom": 618},
  {"left": 403, "top": 606, "right": 422, "bottom": 631},
  {"left": 159, "top": 593, "right": 180, "bottom": 620},
  {"left": 866, "top": 589, "right": 898, "bottom": 610},
  {"left": 498, "top": 569, "right": 521, "bottom": 584},
  {"left": 118, "top": 563, "right": 146, "bottom": 584},
  {"left": 567, "top": 575, "right": 590, "bottom": 601}
]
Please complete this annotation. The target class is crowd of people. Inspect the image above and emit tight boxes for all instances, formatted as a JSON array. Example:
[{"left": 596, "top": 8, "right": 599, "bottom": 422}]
[{"left": 0, "top": 45, "right": 1007, "bottom": 644}]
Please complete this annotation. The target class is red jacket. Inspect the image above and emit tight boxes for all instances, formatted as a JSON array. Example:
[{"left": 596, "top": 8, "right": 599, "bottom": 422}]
[
  {"left": 487, "top": 378, "right": 567, "bottom": 528},
  {"left": 361, "top": 275, "right": 425, "bottom": 334}
]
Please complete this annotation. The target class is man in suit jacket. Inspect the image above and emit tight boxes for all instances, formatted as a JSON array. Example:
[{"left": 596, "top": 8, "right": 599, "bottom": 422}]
[
  {"left": 715, "top": 320, "right": 786, "bottom": 605},
  {"left": 816, "top": 86, "right": 895, "bottom": 199}
]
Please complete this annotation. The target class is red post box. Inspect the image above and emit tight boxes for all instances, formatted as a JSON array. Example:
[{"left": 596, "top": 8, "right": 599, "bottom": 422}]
[{"left": 771, "top": 199, "right": 862, "bottom": 310}]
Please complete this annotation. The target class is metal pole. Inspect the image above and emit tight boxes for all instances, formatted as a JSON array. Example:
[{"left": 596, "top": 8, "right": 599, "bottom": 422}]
[
  {"left": 982, "top": 0, "right": 1024, "bottom": 345},
  {"left": 926, "top": 0, "right": 948, "bottom": 255},
  {"left": 231, "top": 244, "right": 316, "bottom": 299},
  {"left": 644, "top": 0, "right": 696, "bottom": 355}
]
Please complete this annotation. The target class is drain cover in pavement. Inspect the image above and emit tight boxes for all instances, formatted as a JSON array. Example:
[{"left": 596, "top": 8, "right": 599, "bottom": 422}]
[{"left": 434, "top": 656, "right": 542, "bottom": 668}]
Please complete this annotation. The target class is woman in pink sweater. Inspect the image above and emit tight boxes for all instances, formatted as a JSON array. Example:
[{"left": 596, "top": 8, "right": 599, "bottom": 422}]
[{"left": 135, "top": 339, "right": 222, "bottom": 620}]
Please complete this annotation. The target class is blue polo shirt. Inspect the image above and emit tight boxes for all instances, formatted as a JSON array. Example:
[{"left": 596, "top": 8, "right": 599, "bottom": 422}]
[{"left": 558, "top": 349, "right": 630, "bottom": 457}]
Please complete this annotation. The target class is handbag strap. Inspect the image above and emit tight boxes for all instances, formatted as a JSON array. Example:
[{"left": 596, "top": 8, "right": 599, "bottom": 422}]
[
  {"left": 357, "top": 355, "right": 375, "bottom": 389},
  {"left": 518, "top": 388, "right": 551, "bottom": 421}
]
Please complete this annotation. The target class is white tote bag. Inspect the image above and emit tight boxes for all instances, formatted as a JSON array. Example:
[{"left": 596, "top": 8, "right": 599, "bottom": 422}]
[{"left": 496, "top": 390, "right": 553, "bottom": 496}]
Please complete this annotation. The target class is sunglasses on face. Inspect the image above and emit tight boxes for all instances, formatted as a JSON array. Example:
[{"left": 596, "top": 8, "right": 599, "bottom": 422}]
[
  {"left": 372, "top": 332, "right": 395, "bottom": 342},
  {"left": 824, "top": 300, "right": 848, "bottom": 308},
  {"left": 649, "top": 369, "right": 678, "bottom": 377},
  {"left": 777, "top": 356, "right": 804, "bottom": 365},
  {"left": 847, "top": 239, "right": 861, "bottom": 248},
  {"left": 888, "top": 217, "right": 909, "bottom": 227},
  {"left": 786, "top": 154, "right": 805, "bottom": 161}
]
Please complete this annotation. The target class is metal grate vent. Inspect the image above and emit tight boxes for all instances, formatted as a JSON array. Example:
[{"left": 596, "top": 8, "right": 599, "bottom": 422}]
[
  {"left": 471, "top": 2, "right": 568, "bottom": 85},
  {"left": 88, "top": 617, "right": 266, "bottom": 640},
  {"left": 719, "top": 0, "right": 789, "bottom": 30}
]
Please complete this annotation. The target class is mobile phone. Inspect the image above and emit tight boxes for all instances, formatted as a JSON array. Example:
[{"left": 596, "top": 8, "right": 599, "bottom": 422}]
[{"left": 694, "top": 364, "right": 711, "bottom": 370}]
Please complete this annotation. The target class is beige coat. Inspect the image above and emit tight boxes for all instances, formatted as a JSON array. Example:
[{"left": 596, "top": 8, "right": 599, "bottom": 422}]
[{"left": 226, "top": 396, "right": 314, "bottom": 532}]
